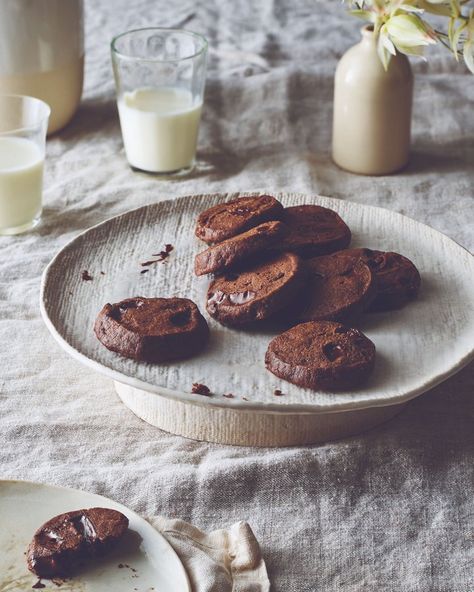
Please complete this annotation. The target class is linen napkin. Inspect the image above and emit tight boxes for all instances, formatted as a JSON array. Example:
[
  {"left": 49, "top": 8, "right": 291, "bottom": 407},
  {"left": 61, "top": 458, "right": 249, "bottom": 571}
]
[{"left": 151, "top": 517, "right": 270, "bottom": 592}]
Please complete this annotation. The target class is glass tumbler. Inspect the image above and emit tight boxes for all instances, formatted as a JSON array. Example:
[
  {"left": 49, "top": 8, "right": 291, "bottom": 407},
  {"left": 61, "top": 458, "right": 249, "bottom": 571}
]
[
  {"left": 111, "top": 28, "right": 208, "bottom": 176},
  {"left": 0, "top": 94, "right": 50, "bottom": 235}
]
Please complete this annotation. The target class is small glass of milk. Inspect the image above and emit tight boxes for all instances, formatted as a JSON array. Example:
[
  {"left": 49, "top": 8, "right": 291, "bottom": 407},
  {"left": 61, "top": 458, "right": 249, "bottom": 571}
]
[
  {"left": 0, "top": 95, "right": 50, "bottom": 235},
  {"left": 111, "top": 28, "right": 208, "bottom": 176}
]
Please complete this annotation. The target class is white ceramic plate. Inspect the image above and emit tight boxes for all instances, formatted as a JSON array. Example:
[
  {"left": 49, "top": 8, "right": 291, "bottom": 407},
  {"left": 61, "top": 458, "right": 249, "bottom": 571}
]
[
  {"left": 0, "top": 480, "right": 190, "bottom": 591},
  {"left": 40, "top": 192, "right": 474, "bottom": 414}
]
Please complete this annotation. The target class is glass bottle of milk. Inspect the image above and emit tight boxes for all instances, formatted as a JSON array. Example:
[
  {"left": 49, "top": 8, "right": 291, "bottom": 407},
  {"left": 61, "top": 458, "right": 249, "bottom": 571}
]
[
  {"left": 0, "top": 0, "right": 84, "bottom": 135},
  {"left": 111, "top": 28, "right": 208, "bottom": 176}
]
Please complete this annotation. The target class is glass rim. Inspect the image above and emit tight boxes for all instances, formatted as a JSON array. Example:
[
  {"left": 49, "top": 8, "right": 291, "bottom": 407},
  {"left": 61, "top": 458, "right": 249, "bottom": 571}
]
[
  {"left": 0, "top": 93, "right": 51, "bottom": 135},
  {"left": 110, "top": 27, "right": 208, "bottom": 64}
]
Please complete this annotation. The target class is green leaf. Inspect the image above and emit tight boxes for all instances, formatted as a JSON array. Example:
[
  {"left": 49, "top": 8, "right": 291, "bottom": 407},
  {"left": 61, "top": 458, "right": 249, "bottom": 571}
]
[
  {"left": 349, "top": 9, "right": 375, "bottom": 21},
  {"left": 463, "top": 39, "right": 474, "bottom": 72},
  {"left": 452, "top": 20, "right": 467, "bottom": 55},
  {"left": 418, "top": 0, "right": 452, "bottom": 16}
]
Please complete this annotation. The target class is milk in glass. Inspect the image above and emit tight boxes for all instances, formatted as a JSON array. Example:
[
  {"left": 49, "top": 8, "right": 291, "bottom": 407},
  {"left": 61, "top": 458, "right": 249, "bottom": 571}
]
[
  {"left": 0, "top": 137, "right": 44, "bottom": 231},
  {"left": 117, "top": 87, "right": 202, "bottom": 173}
]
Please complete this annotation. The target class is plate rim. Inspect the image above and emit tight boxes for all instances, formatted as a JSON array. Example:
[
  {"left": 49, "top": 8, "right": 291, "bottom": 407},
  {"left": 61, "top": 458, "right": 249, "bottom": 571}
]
[
  {"left": 40, "top": 191, "right": 474, "bottom": 415},
  {"left": 0, "top": 478, "right": 191, "bottom": 591}
]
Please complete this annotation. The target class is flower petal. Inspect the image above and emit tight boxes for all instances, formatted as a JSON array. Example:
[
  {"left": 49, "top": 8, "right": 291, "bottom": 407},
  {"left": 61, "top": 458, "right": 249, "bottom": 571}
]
[{"left": 385, "top": 14, "right": 438, "bottom": 47}]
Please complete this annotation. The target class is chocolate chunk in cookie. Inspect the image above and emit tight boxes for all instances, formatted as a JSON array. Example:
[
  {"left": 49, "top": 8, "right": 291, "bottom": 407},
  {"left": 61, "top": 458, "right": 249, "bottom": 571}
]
[
  {"left": 195, "top": 194, "right": 284, "bottom": 244},
  {"left": 341, "top": 248, "right": 421, "bottom": 311},
  {"left": 295, "top": 252, "right": 376, "bottom": 322},
  {"left": 206, "top": 252, "right": 306, "bottom": 326},
  {"left": 280, "top": 205, "right": 351, "bottom": 257},
  {"left": 94, "top": 297, "right": 209, "bottom": 362},
  {"left": 265, "top": 320, "right": 376, "bottom": 391},
  {"left": 195, "top": 221, "right": 286, "bottom": 276},
  {"left": 27, "top": 508, "right": 129, "bottom": 578}
]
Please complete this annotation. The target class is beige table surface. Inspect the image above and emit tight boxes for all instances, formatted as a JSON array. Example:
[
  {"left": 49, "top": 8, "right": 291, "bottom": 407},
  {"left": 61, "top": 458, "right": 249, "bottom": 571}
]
[{"left": 1, "top": 1, "right": 473, "bottom": 591}]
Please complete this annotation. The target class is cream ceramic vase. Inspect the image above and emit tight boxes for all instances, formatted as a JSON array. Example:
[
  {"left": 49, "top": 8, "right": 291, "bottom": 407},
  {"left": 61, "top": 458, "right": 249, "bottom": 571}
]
[
  {"left": 0, "top": 0, "right": 84, "bottom": 135},
  {"left": 332, "top": 26, "right": 413, "bottom": 175}
]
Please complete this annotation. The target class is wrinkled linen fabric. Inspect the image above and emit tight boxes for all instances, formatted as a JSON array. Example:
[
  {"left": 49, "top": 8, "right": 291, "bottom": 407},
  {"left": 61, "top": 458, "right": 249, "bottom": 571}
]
[
  {"left": 152, "top": 517, "right": 270, "bottom": 592},
  {"left": 1, "top": 1, "right": 473, "bottom": 591}
]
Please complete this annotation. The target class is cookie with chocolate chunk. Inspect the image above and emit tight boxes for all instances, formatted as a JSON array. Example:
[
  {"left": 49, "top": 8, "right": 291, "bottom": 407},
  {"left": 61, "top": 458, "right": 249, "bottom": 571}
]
[
  {"left": 295, "top": 252, "right": 376, "bottom": 322},
  {"left": 206, "top": 252, "right": 306, "bottom": 326},
  {"left": 280, "top": 205, "right": 351, "bottom": 257},
  {"left": 265, "top": 320, "right": 376, "bottom": 391},
  {"left": 195, "top": 220, "right": 286, "bottom": 276},
  {"left": 195, "top": 194, "right": 284, "bottom": 244},
  {"left": 27, "top": 508, "right": 129, "bottom": 578},
  {"left": 94, "top": 297, "right": 209, "bottom": 362},
  {"left": 341, "top": 248, "right": 421, "bottom": 311}
]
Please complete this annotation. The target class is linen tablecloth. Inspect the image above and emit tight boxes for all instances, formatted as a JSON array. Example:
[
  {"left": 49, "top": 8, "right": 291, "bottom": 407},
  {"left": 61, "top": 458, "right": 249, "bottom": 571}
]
[{"left": 1, "top": 1, "right": 473, "bottom": 590}]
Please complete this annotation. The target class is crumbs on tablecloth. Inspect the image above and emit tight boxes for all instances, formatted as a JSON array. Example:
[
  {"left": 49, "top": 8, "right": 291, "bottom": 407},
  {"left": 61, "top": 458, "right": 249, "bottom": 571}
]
[
  {"left": 274, "top": 389, "right": 285, "bottom": 396},
  {"left": 81, "top": 270, "right": 93, "bottom": 281},
  {"left": 223, "top": 393, "right": 234, "bottom": 398},
  {"left": 192, "top": 383, "right": 212, "bottom": 396}
]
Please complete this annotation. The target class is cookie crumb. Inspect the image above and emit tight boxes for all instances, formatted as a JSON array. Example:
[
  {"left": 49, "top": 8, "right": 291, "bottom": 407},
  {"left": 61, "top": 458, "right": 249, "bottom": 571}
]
[
  {"left": 273, "top": 389, "right": 284, "bottom": 396},
  {"left": 81, "top": 270, "right": 93, "bottom": 281},
  {"left": 223, "top": 393, "right": 234, "bottom": 398},
  {"left": 32, "top": 581, "right": 45, "bottom": 589},
  {"left": 242, "top": 396, "right": 249, "bottom": 401},
  {"left": 192, "top": 383, "right": 211, "bottom": 396},
  {"left": 140, "top": 269, "right": 149, "bottom": 274},
  {"left": 142, "top": 243, "right": 175, "bottom": 267},
  {"left": 100, "top": 271, "right": 105, "bottom": 275}
]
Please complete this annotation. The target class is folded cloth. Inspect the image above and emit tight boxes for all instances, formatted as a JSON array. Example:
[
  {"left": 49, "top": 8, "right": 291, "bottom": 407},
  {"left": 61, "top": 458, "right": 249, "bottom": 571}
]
[{"left": 151, "top": 517, "right": 270, "bottom": 592}]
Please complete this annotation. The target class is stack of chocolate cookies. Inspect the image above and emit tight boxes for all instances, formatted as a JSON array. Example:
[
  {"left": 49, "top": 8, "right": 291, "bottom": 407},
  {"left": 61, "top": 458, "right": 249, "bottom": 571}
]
[
  {"left": 194, "top": 194, "right": 421, "bottom": 391},
  {"left": 93, "top": 193, "right": 420, "bottom": 393}
]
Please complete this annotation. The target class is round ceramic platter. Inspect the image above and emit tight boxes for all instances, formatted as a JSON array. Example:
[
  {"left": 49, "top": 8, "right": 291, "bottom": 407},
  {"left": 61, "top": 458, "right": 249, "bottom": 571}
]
[
  {"left": 0, "top": 480, "right": 190, "bottom": 591},
  {"left": 40, "top": 192, "right": 474, "bottom": 414}
]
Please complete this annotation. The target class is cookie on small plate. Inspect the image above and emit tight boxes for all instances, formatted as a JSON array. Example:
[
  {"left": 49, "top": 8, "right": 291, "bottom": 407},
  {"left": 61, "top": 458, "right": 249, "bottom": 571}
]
[
  {"left": 94, "top": 297, "right": 209, "bottom": 362},
  {"left": 206, "top": 252, "right": 306, "bottom": 326},
  {"left": 280, "top": 205, "right": 351, "bottom": 257},
  {"left": 265, "top": 320, "right": 376, "bottom": 391},
  {"left": 296, "top": 252, "right": 376, "bottom": 322},
  {"left": 195, "top": 194, "right": 284, "bottom": 244},
  {"left": 194, "top": 220, "right": 286, "bottom": 276},
  {"left": 27, "top": 508, "right": 129, "bottom": 578},
  {"left": 342, "top": 248, "right": 421, "bottom": 311}
]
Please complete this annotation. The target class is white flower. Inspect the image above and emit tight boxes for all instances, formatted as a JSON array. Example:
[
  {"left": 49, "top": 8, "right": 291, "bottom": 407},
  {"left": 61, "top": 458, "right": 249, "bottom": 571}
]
[{"left": 385, "top": 14, "right": 437, "bottom": 47}]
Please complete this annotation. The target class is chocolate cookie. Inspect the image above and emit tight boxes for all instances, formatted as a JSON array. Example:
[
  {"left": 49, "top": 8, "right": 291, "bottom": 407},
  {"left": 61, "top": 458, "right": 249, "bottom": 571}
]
[
  {"left": 195, "top": 221, "right": 286, "bottom": 276},
  {"left": 265, "top": 320, "right": 376, "bottom": 391},
  {"left": 195, "top": 194, "right": 284, "bottom": 244},
  {"left": 27, "top": 508, "right": 129, "bottom": 578},
  {"left": 280, "top": 205, "right": 351, "bottom": 257},
  {"left": 295, "top": 252, "right": 376, "bottom": 322},
  {"left": 341, "top": 248, "right": 421, "bottom": 311},
  {"left": 94, "top": 297, "right": 209, "bottom": 362},
  {"left": 206, "top": 252, "right": 306, "bottom": 326}
]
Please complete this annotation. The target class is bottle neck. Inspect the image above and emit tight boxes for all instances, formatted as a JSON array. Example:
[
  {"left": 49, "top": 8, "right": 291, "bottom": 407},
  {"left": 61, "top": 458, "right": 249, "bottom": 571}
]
[{"left": 360, "top": 25, "right": 376, "bottom": 47}]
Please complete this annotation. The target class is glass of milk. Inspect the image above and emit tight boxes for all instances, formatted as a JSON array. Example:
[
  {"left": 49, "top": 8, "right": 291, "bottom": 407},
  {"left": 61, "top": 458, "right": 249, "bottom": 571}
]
[
  {"left": 0, "top": 95, "right": 50, "bottom": 235},
  {"left": 111, "top": 28, "right": 208, "bottom": 176}
]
